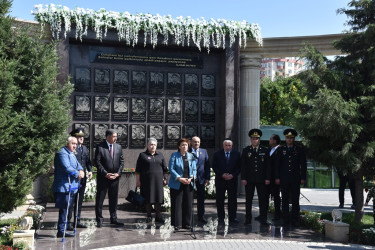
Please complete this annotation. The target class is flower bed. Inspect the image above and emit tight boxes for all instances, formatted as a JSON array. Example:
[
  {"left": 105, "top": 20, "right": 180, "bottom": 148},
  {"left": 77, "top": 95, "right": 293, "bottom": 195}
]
[{"left": 32, "top": 4, "right": 262, "bottom": 53}]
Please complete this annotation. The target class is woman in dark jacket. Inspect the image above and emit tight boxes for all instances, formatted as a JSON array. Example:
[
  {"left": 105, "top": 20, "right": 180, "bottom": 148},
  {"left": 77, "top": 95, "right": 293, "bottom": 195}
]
[
  {"left": 168, "top": 138, "right": 197, "bottom": 231},
  {"left": 136, "top": 138, "right": 168, "bottom": 223}
]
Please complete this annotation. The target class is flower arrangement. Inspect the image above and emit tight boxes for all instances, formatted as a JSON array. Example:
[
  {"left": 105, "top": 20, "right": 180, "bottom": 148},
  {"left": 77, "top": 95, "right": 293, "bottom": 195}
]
[
  {"left": 32, "top": 4, "right": 262, "bottom": 53},
  {"left": 162, "top": 186, "right": 170, "bottom": 209},
  {"left": 0, "top": 224, "right": 21, "bottom": 243},
  {"left": 205, "top": 169, "right": 216, "bottom": 199},
  {"left": 22, "top": 205, "right": 45, "bottom": 230},
  {"left": 84, "top": 175, "right": 97, "bottom": 201}
]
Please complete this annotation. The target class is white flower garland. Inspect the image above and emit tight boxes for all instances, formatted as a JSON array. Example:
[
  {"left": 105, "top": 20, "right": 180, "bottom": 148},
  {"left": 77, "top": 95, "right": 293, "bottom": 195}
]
[{"left": 32, "top": 4, "right": 262, "bottom": 52}]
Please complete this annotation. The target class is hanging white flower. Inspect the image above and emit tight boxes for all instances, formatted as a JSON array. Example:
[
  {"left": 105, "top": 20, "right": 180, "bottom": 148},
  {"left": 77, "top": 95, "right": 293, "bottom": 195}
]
[{"left": 32, "top": 4, "right": 263, "bottom": 53}]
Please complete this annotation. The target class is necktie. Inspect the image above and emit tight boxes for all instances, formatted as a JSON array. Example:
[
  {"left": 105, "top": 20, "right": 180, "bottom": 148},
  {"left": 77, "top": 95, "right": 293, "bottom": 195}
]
[
  {"left": 110, "top": 144, "right": 114, "bottom": 158},
  {"left": 226, "top": 152, "right": 229, "bottom": 164}
]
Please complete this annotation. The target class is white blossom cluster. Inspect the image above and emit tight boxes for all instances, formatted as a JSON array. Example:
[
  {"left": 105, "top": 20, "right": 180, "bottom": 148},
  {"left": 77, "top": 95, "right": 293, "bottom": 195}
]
[
  {"left": 84, "top": 177, "right": 97, "bottom": 201},
  {"left": 32, "top": 4, "right": 262, "bottom": 53},
  {"left": 162, "top": 186, "right": 170, "bottom": 209}
]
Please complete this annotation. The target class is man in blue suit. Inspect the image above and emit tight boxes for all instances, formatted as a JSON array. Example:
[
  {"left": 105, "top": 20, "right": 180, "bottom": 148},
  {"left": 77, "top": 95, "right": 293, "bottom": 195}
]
[
  {"left": 53, "top": 136, "right": 84, "bottom": 238},
  {"left": 212, "top": 139, "right": 241, "bottom": 224},
  {"left": 190, "top": 136, "right": 210, "bottom": 223}
]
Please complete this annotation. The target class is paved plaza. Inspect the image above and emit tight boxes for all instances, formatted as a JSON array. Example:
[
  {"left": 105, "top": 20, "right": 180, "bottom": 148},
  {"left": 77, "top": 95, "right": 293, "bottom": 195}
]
[{"left": 34, "top": 189, "right": 374, "bottom": 250}]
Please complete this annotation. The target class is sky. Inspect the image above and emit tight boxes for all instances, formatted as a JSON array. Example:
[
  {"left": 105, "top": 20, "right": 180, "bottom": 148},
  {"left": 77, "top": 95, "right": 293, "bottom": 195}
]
[{"left": 10, "top": 0, "right": 351, "bottom": 38}]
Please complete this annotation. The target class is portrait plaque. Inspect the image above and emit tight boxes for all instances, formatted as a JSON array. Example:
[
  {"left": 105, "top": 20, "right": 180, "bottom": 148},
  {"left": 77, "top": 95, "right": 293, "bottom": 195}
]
[
  {"left": 148, "top": 125, "right": 164, "bottom": 149},
  {"left": 74, "top": 67, "right": 91, "bottom": 92},
  {"left": 201, "top": 125, "right": 215, "bottom": 148},
  {"left": 165, "top": 125, "right": 181, "bottom": 149},
  {"left": 184, "top": 125, "right": 198, "bottom": 140},
  {"left": 113, "top": 70, "right": 129, "bottom": 94},
  {"left": 130, "top": 98, "right": 146, "bottom": 122},
  {"left": 201, "top": 100, "right": 215, "bottom": 122},
  {"left": 93, "top": 96, "right": 110, "bottom": 120},
  {"left": 74, "top": 95, "right": 91, "bottom": 120},
  {"left": 94, "top": 69, "right": 110, "bottom": 93},
  {"left": 148, "top": 98, "right": 164, "bottom": 122},
  {"left": 93, "top": 123, "right": 109, "bottom": 148},
  {"left": 131, "top": 71, "right": 147, "bottom": 94},
  {"left": 166, "top": 98, "right": 181, "bottom": 122},
  {"left": 167, "top": 73, "right": 182, "bottom": 95},
  {"left": 74, "top": 123, "right": 90, "bottom": 149},
  {"left": 184, "top": 73, "right": 199, "bottom": 96},
  {"left": 201, "top": 74, "right": 215, "bottom": 97},
  {"left": 112, "top": 97, "right": 128, "bottom": 121},
  {"left": 130, "top": 124, "right": 146, "bottom": 148},
  {"left": 149, "top": 72, "right": 164, "bottom": 95},
  {"left": 112, "top": 124, "right": 128, "bottom": 148},
  {"left": 184, "top": 99, "right": 198, "bottom": 122}
]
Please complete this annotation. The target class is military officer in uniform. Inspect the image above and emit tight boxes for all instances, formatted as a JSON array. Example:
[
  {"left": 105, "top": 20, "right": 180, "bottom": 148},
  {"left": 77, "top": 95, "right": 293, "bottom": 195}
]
[
  {"left": 275, "top": 128, "right": 307, "bottom": 226},
  {"left": 67, "top": 128, "right": 92, "bottom": 229},
  {"left": 241, "top": 129, "right": 271, "bottom": 225}
]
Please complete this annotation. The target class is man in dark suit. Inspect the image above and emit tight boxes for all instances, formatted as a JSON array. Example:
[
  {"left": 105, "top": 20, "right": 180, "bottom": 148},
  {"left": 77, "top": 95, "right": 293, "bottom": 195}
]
[
  {"left": 241, "top": 129, "right": 271, "bottom": 225},
  {"left": 189, "top": 136, "right": 210, "bottom": 223},
  {"left": 275, "top": 128, "right": 307, "bottom": 227},
  {"left": 95, "top": 129, "right": 124, "bottom": 227},
  {"left": 212, "top": 139, "right": 241, "bottom": 224},
  {"left": 269, "top": 134, "right": 282, "bottom": 220},
  {"left": 67, "top": 128, "right": 92, "bottom": 229}
]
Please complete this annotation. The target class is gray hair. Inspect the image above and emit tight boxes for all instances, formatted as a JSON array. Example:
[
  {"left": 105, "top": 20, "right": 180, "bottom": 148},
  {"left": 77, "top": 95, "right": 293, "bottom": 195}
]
[
  {"left": 148, "top": 137, "right": 158, "bottom": 145},
  {"left": 67, "top": 136, "right": 77, "bottom": 145},
  {"left": 223, "top": 139, "right": 233, "bottom": 145}
]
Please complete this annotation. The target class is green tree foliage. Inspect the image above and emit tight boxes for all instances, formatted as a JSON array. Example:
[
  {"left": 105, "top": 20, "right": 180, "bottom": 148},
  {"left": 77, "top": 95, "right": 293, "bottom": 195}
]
[
  {"left": 260, "top": 76, "right": 307, "bottom": 126},
  {"left": 296, "top": 0, "right": 375, "bottom": 222},
  {"left": 0, "top": 0, "right": 73, "bottom": 213}
]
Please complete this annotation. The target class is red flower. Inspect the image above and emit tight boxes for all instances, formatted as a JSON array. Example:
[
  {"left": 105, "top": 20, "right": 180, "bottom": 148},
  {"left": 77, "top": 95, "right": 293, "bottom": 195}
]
[
  {"left": 131, "top": 168, "right": 135, "bottom": 172},
  {"left": 365, "top": 188, "right": 368, "bottom": 192}
]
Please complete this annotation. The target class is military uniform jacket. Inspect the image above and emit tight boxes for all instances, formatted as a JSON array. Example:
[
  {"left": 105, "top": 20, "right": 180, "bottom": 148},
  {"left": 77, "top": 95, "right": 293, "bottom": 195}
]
[
  {"left": 75, "top": 145, "right": 92, "bottom": 174},
  {"left": 240, "top": 145, "right": 271, "bottom": 183},
  {"left": 275, "top": 145, "right": 307, "bottom": 183}
]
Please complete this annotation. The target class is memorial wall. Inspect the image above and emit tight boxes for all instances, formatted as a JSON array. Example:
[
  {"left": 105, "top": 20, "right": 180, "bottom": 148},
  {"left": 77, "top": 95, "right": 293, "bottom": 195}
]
[{"left": 67, "top": 40, "right": 230, "bottom": 161}]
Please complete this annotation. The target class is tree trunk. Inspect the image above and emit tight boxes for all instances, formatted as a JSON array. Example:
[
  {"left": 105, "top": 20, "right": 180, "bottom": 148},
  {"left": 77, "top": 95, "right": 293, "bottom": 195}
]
[{"left": 354, "top": 167, "right": 364, "bottom": 223}]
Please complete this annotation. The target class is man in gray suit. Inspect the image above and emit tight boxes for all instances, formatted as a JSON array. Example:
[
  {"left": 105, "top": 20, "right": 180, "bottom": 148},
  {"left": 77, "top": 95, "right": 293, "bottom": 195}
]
[{"left": 95, "top": 129, "right": 124, "bottom": 227}]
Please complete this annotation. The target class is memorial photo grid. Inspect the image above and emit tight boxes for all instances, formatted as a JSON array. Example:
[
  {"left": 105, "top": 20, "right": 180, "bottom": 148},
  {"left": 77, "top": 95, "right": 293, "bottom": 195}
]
[{"left": 72, "top": 67, "right": 217, "bottom": 150}]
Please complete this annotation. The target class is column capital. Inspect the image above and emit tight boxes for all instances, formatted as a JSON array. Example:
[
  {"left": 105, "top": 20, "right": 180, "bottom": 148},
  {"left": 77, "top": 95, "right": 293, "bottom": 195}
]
[{"left": 240, "top": 53, "right": 262, "bottom": 69}]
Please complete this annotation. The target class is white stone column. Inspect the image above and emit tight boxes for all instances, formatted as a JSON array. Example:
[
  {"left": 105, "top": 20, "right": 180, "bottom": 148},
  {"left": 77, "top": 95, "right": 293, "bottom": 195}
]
[{"left": 239, "top": 53, "right": 262, "bottom": 150}]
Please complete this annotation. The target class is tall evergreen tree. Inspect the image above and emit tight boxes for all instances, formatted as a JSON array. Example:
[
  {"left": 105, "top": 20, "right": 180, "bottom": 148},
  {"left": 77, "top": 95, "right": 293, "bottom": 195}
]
[
  {"left": 296, "top": 0, "right": 375, "bottom": 222},
  {"left": 0, "top": 0, "right": 73, "bottom": 213}
]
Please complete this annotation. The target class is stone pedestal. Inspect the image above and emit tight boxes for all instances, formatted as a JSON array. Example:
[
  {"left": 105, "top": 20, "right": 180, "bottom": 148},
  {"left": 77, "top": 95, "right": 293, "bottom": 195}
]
[
  {"left": 325, "top": 221, "right": 349, "bottom": 243},
  {"left": 13, "top": 230, "right": 34, "bottom": 250}
]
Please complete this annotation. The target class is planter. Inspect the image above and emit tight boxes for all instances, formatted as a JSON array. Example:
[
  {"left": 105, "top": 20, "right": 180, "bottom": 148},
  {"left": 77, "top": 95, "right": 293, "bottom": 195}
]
[{"left": 325, "top": 221, "right": 349, "bottom": 243}]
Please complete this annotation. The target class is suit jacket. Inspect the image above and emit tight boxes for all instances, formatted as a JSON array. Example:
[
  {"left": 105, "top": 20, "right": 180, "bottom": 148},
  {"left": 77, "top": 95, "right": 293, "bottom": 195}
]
[
  {"left": 275, "top": 144, "right": 307, "bottom": 183},
  {"left": 168, "top": 151, "right": 197, "bottom": 190},
  {"left": 212, "top": 149, "right": 241, "bottom": 180},
  {"left": 270, "top": 145, "right": 281, "bottom": 181},
  {"left": 189, "top": 148, "right": 210, "bottom": 185},
  {"left": 53, "top": 147, "right": 83, "bottom": 193},
  {"left": 75, "top": 145, "right": 92, "bottom": 174},
  {"left": 95, "top": 141, "right": 124, "bottom": 179},
  {"left": 240, "top": 145, "right": 271, "bottom": 183}
]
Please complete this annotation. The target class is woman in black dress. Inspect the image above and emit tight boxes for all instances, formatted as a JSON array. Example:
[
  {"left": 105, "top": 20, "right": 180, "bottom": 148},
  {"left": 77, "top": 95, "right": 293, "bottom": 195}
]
[{"left": 136, "top": 138, "right": 168, "bottom": 223}]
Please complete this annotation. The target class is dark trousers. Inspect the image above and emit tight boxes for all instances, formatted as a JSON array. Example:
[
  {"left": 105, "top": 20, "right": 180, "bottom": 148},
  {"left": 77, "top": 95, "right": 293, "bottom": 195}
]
[
  {"left": 196, "top": 180, "right": 206, "bottom": 219},
  {"left": 95, "top": 177, "right": 119, "bottom": 222},
  {"left": 170, "top": 184, "right": 193, "bottom": 227},
  {"left": 280, "top": 181, "right": 300, "bottom": 223},
  {"left": 55, "top": 192, "right": 74, "bottom": 234},
  {"left": 245, "top": 182, "right": 268, "bottom": 220},
  {"left": 339, "top": 174, "right": 355, "bottom": 205},
  {"left": 268, "top": 182, "right": 281, "bottom": 217},
  {"left": 68, "top": 177, "right": 86, "bottom": 223},
  {"left": 215, "top": 177, "right": 238, "bottom": 220}
]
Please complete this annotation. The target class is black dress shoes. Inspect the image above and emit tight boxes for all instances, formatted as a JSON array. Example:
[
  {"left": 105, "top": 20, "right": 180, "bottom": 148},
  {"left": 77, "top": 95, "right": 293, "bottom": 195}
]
[
  {"left": 56, "top": 231, "right": 74, "bottom": 238},
  {"left": 174, "top": 226, "right": 181, "bottom": 231},
  {"left": 66, "top": 223, "right": 74, "bottom": 231},
  {"left": 75, "top": 222, "right": 88, "bottom": 228},
  {"left": 182, "top": 225, "right": 191, "bottom": 230},
  {"left": 198, "top": 216, "right": 207, "bottom": 223},
  {"left": 110, "top": 220, "right": 124, "bottom": 226},
  {"left": 229, "top": 218, "right": 239, "bottom": 224},
  {"left": 97, "top": 220, "right": 103, "bottom": 228}
]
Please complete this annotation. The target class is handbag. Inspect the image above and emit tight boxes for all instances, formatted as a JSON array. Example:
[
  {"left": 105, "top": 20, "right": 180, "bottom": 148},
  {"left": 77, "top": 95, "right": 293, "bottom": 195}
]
[{"left": 126, "top": 188, "right": 145, "bottom": 207}]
